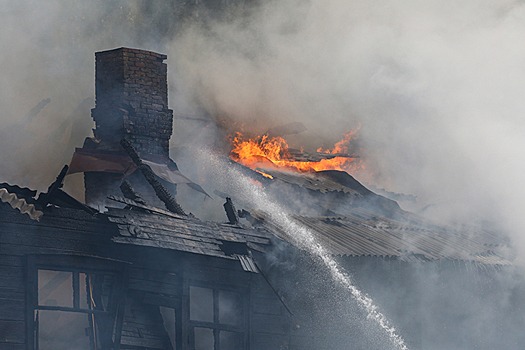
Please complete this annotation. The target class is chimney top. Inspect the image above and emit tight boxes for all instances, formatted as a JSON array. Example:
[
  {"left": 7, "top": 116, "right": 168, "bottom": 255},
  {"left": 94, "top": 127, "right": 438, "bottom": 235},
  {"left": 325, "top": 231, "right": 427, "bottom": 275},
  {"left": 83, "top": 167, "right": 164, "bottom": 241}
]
[{"left": 91, "top": 47, "right": 173, "bottom": 157}]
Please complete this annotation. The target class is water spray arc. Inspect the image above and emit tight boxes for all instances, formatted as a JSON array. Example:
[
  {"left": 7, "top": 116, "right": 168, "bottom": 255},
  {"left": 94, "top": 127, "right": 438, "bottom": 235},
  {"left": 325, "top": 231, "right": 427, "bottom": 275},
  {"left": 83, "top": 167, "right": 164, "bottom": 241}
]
[
  {"left": 254, "top": 200, "right": 409, "bottom": 350},
  {"left": 209, "top": 152, "right": 410, "bottom": 350}
]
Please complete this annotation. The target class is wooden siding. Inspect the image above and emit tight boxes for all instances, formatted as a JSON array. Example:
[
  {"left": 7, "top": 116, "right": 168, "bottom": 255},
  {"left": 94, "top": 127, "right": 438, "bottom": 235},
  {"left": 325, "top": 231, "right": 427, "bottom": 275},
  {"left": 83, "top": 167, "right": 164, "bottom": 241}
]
[
  {"left": 0, "top": 202, "right": 293, "bottom": 350},
  {"left": 250, "top": 275, "right": 291, "bottom": 350}
]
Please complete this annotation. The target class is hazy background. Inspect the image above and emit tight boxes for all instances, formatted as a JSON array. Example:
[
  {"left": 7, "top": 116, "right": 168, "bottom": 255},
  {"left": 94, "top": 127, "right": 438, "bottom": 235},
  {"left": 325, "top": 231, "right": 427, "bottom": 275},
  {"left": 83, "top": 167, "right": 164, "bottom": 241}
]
[{"left": 1, "top": 0, "right": 524, "bottom": 248}]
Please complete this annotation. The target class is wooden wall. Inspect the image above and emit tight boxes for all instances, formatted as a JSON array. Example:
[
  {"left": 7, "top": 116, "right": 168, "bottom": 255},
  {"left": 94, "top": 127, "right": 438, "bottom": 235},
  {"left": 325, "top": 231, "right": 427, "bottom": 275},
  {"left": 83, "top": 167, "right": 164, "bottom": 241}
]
[
  {"left": 0, "top": 203, "right": 295, "bottom": 350},
  {"left": 0, "top": 203, "right": 116, "bottom": 350}
]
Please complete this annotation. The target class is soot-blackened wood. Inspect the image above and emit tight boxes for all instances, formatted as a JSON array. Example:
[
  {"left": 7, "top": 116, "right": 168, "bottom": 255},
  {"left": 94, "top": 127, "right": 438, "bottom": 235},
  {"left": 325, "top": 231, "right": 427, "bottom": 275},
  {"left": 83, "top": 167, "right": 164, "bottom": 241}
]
[
  {"left": 0, "top": 343, "right": 25, "bottom": 350},
  {"left": 128, "top": 279, "right": 179, "bottom": 296},
  {"left": 37, "top": 165, "right": 98, "bottom": 215},
  {"left": 120, "top": 180, "right": 147, "bottom": 205},
  {"left": 172, "top": 271, "right": 183, "bottom": 350},
  {"left": 0, "top": 267, "right": 24, "bottom": 291},
  {"left": 26, "top": 256, "right": 37, "bottom": 350},
  {"left": 0, "top": 230, "right": 110, "bottom": 256},
  {"left": 223, "top": 197, "right": 239, "bottom": 225},
  {"left": 0, "top": 320, "right": 25, "bottom": 344},
  {"left": 0, "top": 206, "right": 114, "bottom": 237},
  {"left": 0, "top": 255, "right": 24, "bottom": 267},
  {"left": 0, "top": 289, "right": 24, "bottom": 302},
  {"left": 129, "top": 267, "right": 180, "bottom": 286},
  {"left": 120, "top": 293, "right": 172, "bottom": 349},
  {"left": 142, "top": 293, "right": 181, "bottom": 308},
  {"left": 120, "top": 139, "right": 186, "bottom": 216},
  {"left": 0, "top": 297, "right": 25, "bottom": 322}
]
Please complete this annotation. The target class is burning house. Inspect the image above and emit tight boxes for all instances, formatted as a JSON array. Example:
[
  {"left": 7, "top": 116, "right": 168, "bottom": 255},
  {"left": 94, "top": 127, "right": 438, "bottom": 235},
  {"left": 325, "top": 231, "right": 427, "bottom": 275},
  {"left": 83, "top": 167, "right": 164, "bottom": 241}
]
[{"left": 0, "top": 48, "right": 520, "bottom": 350}]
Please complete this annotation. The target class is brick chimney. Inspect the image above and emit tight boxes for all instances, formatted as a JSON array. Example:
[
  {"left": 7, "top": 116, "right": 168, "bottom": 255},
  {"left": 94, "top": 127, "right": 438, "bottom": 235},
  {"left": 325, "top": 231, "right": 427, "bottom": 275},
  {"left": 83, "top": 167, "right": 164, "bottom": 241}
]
[
  {"left": 92, "top": 47, "right": 173, "bottom": 156},
  {"left": 77, "top": 47, "right": 178, "bottom": 206}
]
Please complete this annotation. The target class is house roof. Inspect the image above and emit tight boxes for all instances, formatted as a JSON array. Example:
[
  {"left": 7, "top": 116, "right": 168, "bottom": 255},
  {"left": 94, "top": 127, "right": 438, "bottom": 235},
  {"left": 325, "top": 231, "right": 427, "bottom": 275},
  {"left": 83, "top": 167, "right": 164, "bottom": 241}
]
[
  {"left": 254, "top": 207, "right": 510, "bottom": 265},
  {"left": 105, "top": 196, "right": 272, "bottom": 267},
  {"left": 262, "top": 169, "right": 403, "bottom": 217},
  {"left": 263, "top": 169, "right": 368, "bottom": 196},
  {"left": 0, "top": 177, "right": 509, "bottom": 266},
  {"left": 0, "top": 184, "right": 43, "bottom": 221}
]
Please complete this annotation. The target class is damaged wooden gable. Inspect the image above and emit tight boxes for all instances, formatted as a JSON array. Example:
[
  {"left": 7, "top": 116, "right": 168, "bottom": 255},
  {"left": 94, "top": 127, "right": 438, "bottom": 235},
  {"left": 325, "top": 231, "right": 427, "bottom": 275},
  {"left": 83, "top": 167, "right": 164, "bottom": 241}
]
[
  {"left": 0, "top": 179, "right": 291, "bottom": 350},
  {"left": 106, "top": 196, "right": 272, "bottom": 269}
]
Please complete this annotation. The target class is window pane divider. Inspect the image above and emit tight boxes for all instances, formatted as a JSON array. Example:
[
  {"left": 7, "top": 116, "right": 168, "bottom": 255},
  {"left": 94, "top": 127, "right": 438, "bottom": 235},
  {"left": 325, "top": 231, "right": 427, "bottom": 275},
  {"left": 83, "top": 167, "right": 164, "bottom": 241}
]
[
  {"left": 188, "top": 320, "right": 244, "bottom": 332},
  {"left": 73, "top": 271, "right": 80, "bottom": 309},
  {"left": 36, "top": 305, "right": 109, "bottom": 315}
]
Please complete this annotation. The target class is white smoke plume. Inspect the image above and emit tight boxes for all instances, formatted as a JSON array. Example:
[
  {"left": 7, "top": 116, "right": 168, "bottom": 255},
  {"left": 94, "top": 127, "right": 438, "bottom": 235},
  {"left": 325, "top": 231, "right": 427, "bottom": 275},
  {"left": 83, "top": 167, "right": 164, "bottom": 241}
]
[
  {"left": 0, "top": 0, "right": 177, "bottom": 194},
  {"left": 168, "top": 0, "right": 525, "bottom": 262}
]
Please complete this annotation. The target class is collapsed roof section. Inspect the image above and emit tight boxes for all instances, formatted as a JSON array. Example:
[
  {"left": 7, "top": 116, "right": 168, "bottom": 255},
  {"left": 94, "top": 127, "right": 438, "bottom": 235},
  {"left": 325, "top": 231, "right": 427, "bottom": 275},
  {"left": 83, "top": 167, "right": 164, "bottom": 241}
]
[
  {"left": 106, "top": 197, "right": 271, "bottom": 272},
  {"left": 0, "top": 185, "right": 43, "bottom": 221},
  {"left": 68, "top": 145, "right": 210, "bottom": 197},
  {"left": 0, "top": 174, "right": 510, "bottom": 266},
  {"left": 0, "top": 181, "right": 271, "bottom": 275},
  {"left": 68, "top": 47, "right": 208, "bottom": 208}
]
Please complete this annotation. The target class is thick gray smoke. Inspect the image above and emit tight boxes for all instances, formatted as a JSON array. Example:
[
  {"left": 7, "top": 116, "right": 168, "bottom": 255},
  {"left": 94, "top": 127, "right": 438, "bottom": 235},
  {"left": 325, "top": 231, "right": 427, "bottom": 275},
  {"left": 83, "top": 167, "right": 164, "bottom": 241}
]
[
  {"left": 4, "top": 1, "right": 523, "bottom": 246},
  {"left": 169, "top": 0, "right": 525, "bottom": 262},
  {"left": 0, "top": 0, "right": 178, "bottom": 195}
]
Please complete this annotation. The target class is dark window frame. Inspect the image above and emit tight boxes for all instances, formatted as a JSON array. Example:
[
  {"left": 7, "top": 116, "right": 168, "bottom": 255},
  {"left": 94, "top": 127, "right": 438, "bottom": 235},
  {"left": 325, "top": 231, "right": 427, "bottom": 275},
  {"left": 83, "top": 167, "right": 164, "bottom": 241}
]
[
  {"left": 26, "top": 255, "right": 128, "bottom": 350},
  {"left": 185, "top": 280, "right": 249, "bottom": 350}
]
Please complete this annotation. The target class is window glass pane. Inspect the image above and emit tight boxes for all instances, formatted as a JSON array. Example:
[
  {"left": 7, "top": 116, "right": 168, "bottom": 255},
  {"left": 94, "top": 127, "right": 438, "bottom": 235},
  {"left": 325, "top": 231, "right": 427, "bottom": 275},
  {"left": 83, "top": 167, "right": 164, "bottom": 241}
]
[
  {"left": 194, "top": 327, "right": 214, "bottom": 350},
  {"left": 219, "top": 290, "right": 242, "bottom": 326},
  {"left": 38, "top": 310, "right": 91, "bottom": 350},
  {"left": 38, "top": 270, "right": 73, "bottom": 307},
  {"left": 219, "top": 331, "right": 242, "bottom": 350},
  {"left": 190, "top": 286, "right": 213, "bottom": 322}
]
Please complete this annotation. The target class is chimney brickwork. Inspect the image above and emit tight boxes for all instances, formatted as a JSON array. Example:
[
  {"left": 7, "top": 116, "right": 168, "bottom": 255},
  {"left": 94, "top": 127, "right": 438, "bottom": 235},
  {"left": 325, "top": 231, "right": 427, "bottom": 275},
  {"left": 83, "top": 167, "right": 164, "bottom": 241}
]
[
  {"left": 82, "top": 47, "right": 177, "bottom": 206},
  {"left": 92, "top": 47, "right": 173, "bottom": 157}
]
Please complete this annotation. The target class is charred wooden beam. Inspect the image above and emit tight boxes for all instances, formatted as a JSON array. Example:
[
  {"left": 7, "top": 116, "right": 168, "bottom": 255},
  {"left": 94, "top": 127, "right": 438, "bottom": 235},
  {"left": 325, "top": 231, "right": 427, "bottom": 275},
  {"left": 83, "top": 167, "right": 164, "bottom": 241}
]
[
  {"left": 223, "top": 197, "right": 239, "bottom": 225},
  {"left": 37, "top": 165, "right": 98, "bottom": 215},
  {"left": 120, "top": 180, "right": 147, "bottom": 206},
  {"left": 120, "top": 139, "right": 187, "bottom": 216}
]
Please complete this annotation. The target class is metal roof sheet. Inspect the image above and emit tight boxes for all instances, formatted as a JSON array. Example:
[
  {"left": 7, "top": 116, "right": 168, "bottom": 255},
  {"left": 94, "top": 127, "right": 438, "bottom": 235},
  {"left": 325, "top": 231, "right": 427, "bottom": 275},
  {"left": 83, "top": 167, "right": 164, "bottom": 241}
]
[
  {"left": 263, "top": 169, "right": 365, "bottom": 196},
  {"left": 255, "top": 209, "right": 510, "bottom": 266},
  {"left": 0, "top": 187, "right": 43, "bottom": 221}
]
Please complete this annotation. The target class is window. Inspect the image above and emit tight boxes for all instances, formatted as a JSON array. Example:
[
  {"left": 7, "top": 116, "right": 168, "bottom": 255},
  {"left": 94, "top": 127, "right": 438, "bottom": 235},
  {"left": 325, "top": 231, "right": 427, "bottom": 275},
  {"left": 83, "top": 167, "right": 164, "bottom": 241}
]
[
  {"left": 28, "top": 256, "right": 127, "bottom": 350},
  {"left": 188, "top": 286, "right": 246, "bottom": 350}
]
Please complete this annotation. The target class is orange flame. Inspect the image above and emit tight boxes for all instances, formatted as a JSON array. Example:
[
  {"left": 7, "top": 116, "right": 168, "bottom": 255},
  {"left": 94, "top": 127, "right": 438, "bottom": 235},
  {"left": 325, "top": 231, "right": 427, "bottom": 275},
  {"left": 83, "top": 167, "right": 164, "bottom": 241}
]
[
  {"left": 317, "top": 127, "right": 360, "bottom": 155},
  {"left": 230, "top": 130, "right": 362, "bottom": 174}
]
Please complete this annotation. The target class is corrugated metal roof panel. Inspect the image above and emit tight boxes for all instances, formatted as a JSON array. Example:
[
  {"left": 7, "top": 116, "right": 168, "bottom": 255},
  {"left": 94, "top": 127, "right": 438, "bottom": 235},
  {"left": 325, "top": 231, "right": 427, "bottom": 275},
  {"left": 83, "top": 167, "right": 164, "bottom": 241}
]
[
  {"left": 256, "top": 211, "right": 510, "bottom": 266},
  {"left": 263, "top": 169, "right": 364, "bottom": 195},
  {"left": 0, "top": 188, "right": 43, "bottom": 221}
]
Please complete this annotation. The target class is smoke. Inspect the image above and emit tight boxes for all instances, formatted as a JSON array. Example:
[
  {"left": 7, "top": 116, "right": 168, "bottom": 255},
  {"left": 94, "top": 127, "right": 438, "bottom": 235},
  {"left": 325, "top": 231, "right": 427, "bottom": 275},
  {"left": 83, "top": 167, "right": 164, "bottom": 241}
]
[
  {"left": 0, "top": 0, "right": 181, "bottom": 194},
  {"left": 5, "top": 0, "right": 522, "bottom": 245},
  {"left": 2, "top": 0, "right": 523, "bottom": 243},
  {"left": 167, "top": 0, "right": 525, "bottom": 261}
]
